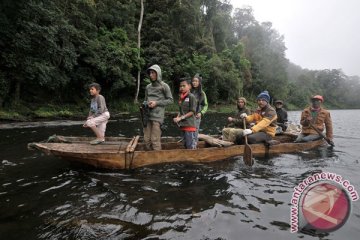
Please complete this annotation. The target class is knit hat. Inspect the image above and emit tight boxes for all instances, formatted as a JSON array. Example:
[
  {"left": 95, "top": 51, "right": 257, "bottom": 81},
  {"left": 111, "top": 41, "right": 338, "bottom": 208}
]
[
  {"left": 275, "top": 100, "right": 283, "bottom": 104},
  {"left": 257, "top": 90, "right": 270, "bottom": 103}
]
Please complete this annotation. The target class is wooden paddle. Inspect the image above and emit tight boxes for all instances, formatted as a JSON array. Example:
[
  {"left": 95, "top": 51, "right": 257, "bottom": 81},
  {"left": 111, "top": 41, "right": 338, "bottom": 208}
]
[
  {"left": 129, "top": 135, "right": 140, "bottom": 152},
  {"left": 243, "top": 118, "right": 254, "bottom": 166},
  {"left": 126, "top": 136, "right": 136, "bottom": 153},
  {"left": 309, "top": 122, "right": 335, "bottom": 147}
]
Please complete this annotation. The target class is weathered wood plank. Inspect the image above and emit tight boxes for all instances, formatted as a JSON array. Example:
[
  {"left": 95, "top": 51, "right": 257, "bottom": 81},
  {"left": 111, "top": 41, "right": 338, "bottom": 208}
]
[{"left": 28, "top": 134, "right": 325, "bottom": 170}]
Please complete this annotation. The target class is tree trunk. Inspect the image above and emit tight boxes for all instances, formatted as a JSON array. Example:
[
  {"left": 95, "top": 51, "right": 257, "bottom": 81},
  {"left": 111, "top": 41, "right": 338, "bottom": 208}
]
[
  {"left": 134, "top": 0, "right": 144, "bottom": 103},
  {"left": 14, "top": 79, "right": 21, "bottom": 106}
]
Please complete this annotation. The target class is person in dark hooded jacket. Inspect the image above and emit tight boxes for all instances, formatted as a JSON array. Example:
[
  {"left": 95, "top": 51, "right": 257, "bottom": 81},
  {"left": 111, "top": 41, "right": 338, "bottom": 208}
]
[
  {"left": 191, "top": 73, "right": 208, "bottom": 146},
  {"left": 143, "top": 64, "right": 173, "bottom": 150},
  {"left": 274, "top": 100, "right": 288, "bottom": 133}
]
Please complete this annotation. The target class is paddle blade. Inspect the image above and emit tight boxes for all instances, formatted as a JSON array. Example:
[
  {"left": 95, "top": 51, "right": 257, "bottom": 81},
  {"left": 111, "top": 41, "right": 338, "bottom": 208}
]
[
  {"left": 325, "top": 138, "right": 335, "bottom": 147},
  {"left": 243, "top": 144, "right": 254, "bottom": 166}
]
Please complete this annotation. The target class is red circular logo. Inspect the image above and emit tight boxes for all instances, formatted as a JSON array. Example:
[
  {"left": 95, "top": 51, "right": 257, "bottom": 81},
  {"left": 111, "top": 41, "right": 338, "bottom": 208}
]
[{"left": 301, "top": 182, "right": 351, "bottom": 232}]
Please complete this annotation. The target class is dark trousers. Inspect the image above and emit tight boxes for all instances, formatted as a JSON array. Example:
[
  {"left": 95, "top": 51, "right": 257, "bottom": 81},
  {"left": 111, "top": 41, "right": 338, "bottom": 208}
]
[{"left": 236, "top": 132, "right": 272, "bottom": 145}]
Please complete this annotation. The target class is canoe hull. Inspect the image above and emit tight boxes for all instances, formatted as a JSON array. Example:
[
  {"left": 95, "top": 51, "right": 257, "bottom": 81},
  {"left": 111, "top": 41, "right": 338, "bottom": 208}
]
[{"left": 29, "top": 135, "right": 325, "bottom": 169}]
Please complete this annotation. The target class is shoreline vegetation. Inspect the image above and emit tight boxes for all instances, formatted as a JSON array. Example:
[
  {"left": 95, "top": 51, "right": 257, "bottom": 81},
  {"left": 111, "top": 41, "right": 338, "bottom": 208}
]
[
  {"left": 2, "top": 1, "right": 360, "bottom": 119},
  {"left": 0, "top": 101, "right": 351, "bottom": 123}
]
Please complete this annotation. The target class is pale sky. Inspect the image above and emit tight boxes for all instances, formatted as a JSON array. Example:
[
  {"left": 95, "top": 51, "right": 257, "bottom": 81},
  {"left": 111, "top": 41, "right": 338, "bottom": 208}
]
[{"left": 230, "top": 0, "right": 360, "bottom": 76}]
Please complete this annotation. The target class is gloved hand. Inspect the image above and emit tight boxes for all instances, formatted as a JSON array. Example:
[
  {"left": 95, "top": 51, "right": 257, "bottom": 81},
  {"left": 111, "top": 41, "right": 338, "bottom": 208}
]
[
  {"left": 243, "top": 129, "right": 253, "bottom": 136},
  {"left": 303, "top": 119, "right": 309, "bottom": 126},
  {"left": 240, "top": 113, "right": 247, "bottom": 119},
  {"left": 303, "top": 116, "right": 312, "bottom": 126}
]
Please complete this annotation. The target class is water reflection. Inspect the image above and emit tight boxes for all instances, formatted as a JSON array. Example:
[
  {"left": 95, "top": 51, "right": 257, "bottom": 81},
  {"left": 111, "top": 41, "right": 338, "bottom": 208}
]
[
  {"left": 32, "top": 157, "right": 303, "bottom": 239},
  {"left": 1, "top": 111, "right": 360, "bottom": 239},
  {"left": 35, "top": 164, "right": 235, "bottom": 239}
]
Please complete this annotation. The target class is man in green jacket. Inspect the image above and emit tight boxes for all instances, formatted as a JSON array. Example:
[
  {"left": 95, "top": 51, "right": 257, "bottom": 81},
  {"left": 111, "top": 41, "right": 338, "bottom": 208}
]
[{"left": 144, "top": 64, "right": 173, "bottom": 150}]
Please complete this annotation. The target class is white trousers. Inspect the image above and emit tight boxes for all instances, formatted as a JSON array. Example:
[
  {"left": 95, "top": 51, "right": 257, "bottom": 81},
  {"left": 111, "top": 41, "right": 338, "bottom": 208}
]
[{"left": 85, "top": 111, "right": 110, "bottom": 137}]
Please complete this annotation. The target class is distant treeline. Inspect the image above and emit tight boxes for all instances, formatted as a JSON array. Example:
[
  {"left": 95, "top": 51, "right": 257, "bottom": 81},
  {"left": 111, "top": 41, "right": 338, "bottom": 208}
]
[{"left": 1, "top": 0, "right": 360, "bottom": 109}]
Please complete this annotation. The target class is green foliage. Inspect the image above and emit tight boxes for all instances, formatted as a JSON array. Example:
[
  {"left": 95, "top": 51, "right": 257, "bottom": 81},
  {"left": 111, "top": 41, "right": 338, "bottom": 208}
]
[
  {"left": 34, "top": 108, "right": 74, "bottom": 118},
  {"left": 27, "top": 103, "right": 87, "bottom": 119},
  {"left": 82, "top": 27, "right": 140, "bottom": 99},
  {"left": 0, "top": 110, "right": 26, "bottom": 121},
  {"left": 180, "top": 52, "right": 242, "bottom": 103},
  {"left": 0, "top": 0, "right": 359, "bottom": 113}
]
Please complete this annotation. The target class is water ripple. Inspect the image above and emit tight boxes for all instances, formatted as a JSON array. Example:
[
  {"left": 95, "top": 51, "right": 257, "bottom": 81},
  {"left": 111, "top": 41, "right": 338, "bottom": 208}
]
[
  {"left": 40, "top": 180, "right": 72, "bottom": 193},
  {"left": 1, "top": 111, "right": 360, "bottom": 239}
]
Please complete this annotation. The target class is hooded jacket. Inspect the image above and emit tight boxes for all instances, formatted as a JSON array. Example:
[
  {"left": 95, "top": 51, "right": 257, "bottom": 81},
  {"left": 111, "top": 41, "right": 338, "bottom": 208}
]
[{"left": 145, "top": 65, "right": 173, "bottom": 124}]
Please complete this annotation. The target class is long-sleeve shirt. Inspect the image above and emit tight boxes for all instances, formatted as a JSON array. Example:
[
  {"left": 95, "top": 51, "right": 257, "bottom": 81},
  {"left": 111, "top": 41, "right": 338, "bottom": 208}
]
[{"left": 89, "top": 94, "right": 108, "bottom": 117}]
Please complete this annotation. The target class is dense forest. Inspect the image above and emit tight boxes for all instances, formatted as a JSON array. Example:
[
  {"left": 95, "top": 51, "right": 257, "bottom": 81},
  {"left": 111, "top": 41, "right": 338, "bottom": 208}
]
[{"left": 1, "top": 0, "right": 360, "bottom": 116}]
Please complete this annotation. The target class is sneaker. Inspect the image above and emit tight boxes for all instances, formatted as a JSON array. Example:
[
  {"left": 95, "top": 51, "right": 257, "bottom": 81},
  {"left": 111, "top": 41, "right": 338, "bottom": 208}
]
[{"left": 90, "top": 139, "right": 105, "bottom": 145}]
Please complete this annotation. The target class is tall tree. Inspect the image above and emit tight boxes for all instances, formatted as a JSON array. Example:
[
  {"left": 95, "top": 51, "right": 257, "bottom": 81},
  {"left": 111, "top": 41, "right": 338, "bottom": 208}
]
[
  {"left": 134, "top": 0, "right": 144, "bottom": 103},
  {"left": 1, "top": 0, "right": 359, "bottom": 109}
]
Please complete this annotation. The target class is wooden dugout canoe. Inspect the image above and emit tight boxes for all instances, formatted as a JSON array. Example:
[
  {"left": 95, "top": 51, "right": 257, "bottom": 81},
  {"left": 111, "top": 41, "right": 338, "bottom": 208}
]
[{"left": 27, "top": 134, "right": 326, "bottom": 169}]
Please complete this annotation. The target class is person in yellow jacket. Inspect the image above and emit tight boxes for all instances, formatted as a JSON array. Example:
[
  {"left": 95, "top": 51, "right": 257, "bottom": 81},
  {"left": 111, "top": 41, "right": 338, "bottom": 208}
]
[
  {"left": 236, "top": 90, "right": 277, "bottom": 144},
  {"left": 295, "top": 95, "right": 333, "bottom": 144}
]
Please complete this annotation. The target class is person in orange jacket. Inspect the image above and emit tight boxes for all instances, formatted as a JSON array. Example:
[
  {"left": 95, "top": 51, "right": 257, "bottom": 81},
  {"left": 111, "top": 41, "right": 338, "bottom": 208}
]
[{"left": 295, "top": 95, "right": 333, "bottom": 144}]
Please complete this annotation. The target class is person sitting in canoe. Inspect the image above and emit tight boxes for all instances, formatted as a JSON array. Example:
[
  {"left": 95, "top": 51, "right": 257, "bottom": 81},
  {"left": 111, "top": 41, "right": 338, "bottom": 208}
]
[
  {"left": 222, "top": 97, "right": 251, "bottom": 142},
  {"left": 173, "top": 78, "right": 197, "bottom": 149},
  {"left": 274, "top": 99, "right": 288, "bottom": 134},
  {"left": 83, "top": 83, "right": 110, "bottom": 145},
  {"left": 236, "top": 90, "right": 277, "bottom": 144},
  {"left": 295, "top": 95, "right": 334, "bottom": 145}
]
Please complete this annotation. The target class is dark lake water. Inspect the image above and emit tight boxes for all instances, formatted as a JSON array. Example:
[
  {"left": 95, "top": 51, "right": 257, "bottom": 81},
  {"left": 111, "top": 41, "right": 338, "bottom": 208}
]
[{"left": 1, "top": 110, "right": 359, "bottom": 239}]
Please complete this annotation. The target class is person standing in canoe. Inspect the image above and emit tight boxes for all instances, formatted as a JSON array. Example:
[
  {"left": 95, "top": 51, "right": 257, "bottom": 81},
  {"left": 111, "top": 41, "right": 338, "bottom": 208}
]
[
  {"left": 295, "top": 95, "right": 333, "bottom": 144},
  {"left": 143, "top": 64, "right": 173, "bottom": 151},
  {"left": 222, "top": 97, "right": 251, "bottom": 142},
  {"left": 191, "top": 73, "right": 208, "bottom": 146},
  {"left": 173, "top": 78, "right": 197, "bottom": 149},
  {"left": 236, "top": 90, "right": 277, "bottom": 144},
  {"left": 274, "top": 100, "right": 288, "bottom": 134},
  {"left": 83, "top": 83, "right": 110, "bottom": 145}
]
